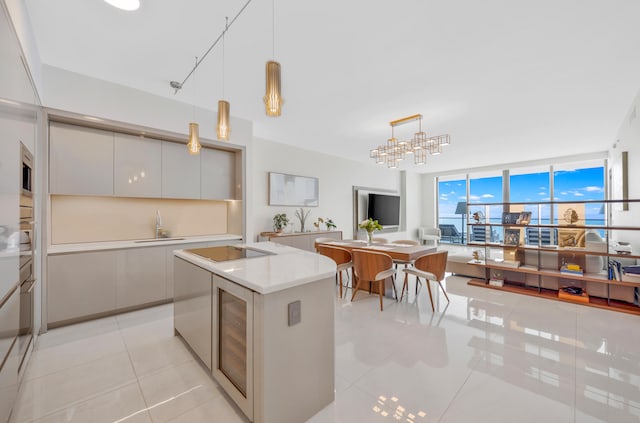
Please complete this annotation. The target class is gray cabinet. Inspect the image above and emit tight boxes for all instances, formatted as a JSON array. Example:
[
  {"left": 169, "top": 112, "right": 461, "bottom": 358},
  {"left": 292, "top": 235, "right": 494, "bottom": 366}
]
[
  {"left": 201, "top": 148, "right": 235, "bottom": 200},
  {"left": 116, "top": 247, "right": 166, "bottom": 308},
  {"left": 47, "top": 251, "right": 117, "bottom": 324},
  {"left": 49, "top": 122, "right": 114, "bottom": 196},
  {"left": 114, "top": 133, "right": 162, "bottom": 198},
  {"left": 174, "top": 257, "right": 212, "bottom": 369},
  {"left": 162, "top": 141, "right": 201, "bottom": 199}
]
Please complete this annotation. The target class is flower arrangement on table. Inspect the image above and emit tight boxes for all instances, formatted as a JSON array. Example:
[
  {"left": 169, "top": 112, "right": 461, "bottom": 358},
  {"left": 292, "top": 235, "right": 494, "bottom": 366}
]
[{"left": 359, "top": 218, "right": 382, "bottom": 244}]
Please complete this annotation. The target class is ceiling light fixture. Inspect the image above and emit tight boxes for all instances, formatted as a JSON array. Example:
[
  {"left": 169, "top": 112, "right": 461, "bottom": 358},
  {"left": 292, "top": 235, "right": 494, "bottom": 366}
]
[
  {"left": 370, "top": 114, "right": 450, "bottom": 168},
  {"left": 217, "top": 18, "right": 231, "bottom": 141},
  {"left": 168, "top": 0, "right": 253, "bottom": 150},
  {"left": 264, "top": 0, "right": 282, "bottom": 117},
  {"left": 104, "top": 0, "right": 140, "bottom": 11}
]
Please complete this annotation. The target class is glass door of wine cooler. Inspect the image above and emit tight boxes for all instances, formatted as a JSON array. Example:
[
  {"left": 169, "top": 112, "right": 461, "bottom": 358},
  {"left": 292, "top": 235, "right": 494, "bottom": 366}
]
[{"left": 211, "top": 274, "right": 254, "bottom": 420}]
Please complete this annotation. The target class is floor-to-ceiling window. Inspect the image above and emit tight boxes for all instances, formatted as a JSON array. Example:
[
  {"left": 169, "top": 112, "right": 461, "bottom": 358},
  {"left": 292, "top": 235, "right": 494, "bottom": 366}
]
[
  {"left": 435, "top": 160, "right": 605, "bottom": 245},
  {"left": 468, "top": 173, "right": 503, "bottom": 243},
  {"left": 437, "top": 176, "right": 466, "bottom": 243}
]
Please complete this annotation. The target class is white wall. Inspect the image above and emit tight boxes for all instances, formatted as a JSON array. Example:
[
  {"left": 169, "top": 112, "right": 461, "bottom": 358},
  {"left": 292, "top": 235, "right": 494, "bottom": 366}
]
[
  {"left": 609, "top": 89, "right": 640, "bottom": 250},
  {"left": 3, "top": 0, "right": 42, "bottom": 95},
  {"left": 42, "top": 65, "right": 253, "bottom": 144},
  {"left": 249, "top": 138, "right": 422, "bottom": 242}
]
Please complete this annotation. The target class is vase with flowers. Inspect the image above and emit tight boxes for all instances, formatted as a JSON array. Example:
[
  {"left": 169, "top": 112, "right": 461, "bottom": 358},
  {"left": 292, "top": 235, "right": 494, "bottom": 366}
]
[{"left": 359, "top": 218, "right": 382, "bottom": 245}]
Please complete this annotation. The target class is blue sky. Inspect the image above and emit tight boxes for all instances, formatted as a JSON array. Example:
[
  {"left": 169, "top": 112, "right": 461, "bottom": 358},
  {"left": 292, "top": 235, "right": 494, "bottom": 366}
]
[{"left": 438, "top": 166, "right": 605, "bottom": 220}]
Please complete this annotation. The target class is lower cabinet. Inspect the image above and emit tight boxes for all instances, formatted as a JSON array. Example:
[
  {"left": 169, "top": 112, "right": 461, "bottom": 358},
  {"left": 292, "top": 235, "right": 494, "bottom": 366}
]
[
  {"left": 47, "top": 240, "right": 242, "bottom": 326},
  {"left": 116, "top": 247, "right": 166, "bottom": 309},
  {"left": 173, "top": 258, "right": 212, "bottom": 370},
  {"left": 0, "top": 338, "right": 18, "bottom": 423},
  {"left": 47, "top": 251, "right": 118, "bottom": 324}
]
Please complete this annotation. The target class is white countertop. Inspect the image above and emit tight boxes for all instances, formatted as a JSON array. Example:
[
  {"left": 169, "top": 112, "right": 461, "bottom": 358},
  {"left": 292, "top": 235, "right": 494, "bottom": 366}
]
[
  {"left": 48, "top": 234, "right": 243, "bottom": 254},
  {"left": 174, "top": 241, "right": 337, "bottom": 294}
]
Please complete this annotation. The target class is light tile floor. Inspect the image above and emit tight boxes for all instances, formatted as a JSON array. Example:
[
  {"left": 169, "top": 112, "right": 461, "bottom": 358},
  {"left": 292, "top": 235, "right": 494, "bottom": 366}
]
[{"left": 10, "top": 275, "right": 640, "bottom": 422}]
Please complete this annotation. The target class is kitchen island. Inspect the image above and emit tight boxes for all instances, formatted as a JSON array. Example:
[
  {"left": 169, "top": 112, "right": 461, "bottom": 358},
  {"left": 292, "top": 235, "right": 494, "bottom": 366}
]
[{"left": 173, "top": 241, "right": 336, "bottom": 423}]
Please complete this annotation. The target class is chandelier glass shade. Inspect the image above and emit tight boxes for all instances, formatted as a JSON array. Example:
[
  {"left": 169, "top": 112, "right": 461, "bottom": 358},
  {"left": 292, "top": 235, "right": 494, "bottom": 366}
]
[
  {"left": 370, "top": 114, "right": 450, "bottom": 168},
  {"left": 187, "top": 122, "right": 201, "bottom": 155}
]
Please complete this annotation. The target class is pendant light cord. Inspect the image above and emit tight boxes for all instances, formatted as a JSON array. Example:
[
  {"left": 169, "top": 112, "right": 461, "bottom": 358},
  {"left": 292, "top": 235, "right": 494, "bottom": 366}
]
[
  {"left": 272, "top": 0, "right": 275, "bottom": 59},
  {"left": 173, "top": 0, "right": 253, "bottom": 94},
  {"left": 222, "top": 17, "right": 227, "bottom": 99}
]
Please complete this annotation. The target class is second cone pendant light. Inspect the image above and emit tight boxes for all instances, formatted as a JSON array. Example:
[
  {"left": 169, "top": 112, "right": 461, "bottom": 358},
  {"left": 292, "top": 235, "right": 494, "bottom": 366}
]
[{"left": 264, "top": 60, "right": 282, "bottom": 117}]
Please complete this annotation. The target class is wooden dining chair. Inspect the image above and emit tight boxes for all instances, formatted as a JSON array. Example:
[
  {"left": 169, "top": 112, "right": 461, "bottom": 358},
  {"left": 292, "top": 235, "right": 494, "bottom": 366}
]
[
  {"left": 402, "top": 251, "right": 449, "bottom": 311},
  {"left": 314, "top": 237, "right": 337, "bottom": 252},
  {"left": 316, "top": 245, "right": 353, "bottom": 298},
  {"left": 391, "top": 239, "right": 420, "bottom": 270},
  {"left": 351, "top": 249, "right": 397, "bottom": 311}
]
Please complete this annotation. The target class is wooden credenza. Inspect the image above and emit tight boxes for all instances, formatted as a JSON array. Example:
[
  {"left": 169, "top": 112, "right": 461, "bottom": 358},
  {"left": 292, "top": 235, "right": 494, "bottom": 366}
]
[{"left": 259, "top": 230, "right": 342, "bottom": 251}]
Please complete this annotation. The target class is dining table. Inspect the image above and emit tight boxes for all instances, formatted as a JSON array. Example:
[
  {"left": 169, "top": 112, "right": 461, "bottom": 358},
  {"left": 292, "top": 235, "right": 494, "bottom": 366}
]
[{"left": 316, "top": 240, "right": 437, "bottom": 297}]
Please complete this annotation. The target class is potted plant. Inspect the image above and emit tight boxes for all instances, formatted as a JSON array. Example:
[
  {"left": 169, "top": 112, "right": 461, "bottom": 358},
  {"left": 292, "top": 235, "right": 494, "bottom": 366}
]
[
  {"left": 273, "top": 213, "right": 289, "bottom": 232},
  {"left": 325, "top": 218, "right": 336, "bottom": 230}
]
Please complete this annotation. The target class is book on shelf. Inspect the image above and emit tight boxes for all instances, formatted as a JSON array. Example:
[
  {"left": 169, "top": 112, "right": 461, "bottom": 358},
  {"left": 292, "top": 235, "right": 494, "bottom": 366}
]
[
  {"left": 489, "top": 279, "right": 504, "bottom": 287},
  {"left": 609, "top": 259, "right": 622, "bottom": 281},
  {"left": 500, "top": 260, "right": 520, "bottom": 268},
  {"left": 560, "top": 265, "right": 583, "bottom": 276}
]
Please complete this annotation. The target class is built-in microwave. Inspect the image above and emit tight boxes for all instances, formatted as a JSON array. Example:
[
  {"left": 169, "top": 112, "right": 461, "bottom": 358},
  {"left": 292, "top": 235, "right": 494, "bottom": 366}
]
[{"left": 21, "top": 142, "right": 33, "bottom": 198}]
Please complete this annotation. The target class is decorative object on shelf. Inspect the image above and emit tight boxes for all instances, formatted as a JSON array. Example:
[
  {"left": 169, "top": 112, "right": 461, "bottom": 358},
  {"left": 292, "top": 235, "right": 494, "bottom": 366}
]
[
  {"left": 558, "top": 228, "right": 585, "bottom": 247},
  {"left": 504, "top": 228, "right": 520, "bottom": 246},
  {"left": 312, "top": 217, "right": 337, "bottom": 231},
  {"left": 517, "top": 211, "right": 532, "bottom": 225},
  {"left": 264, "top": 0, "right": 282, "bottom": 116},
  {"left": 359, "top": 218, "right": 383, "bottom": 245},
  {"left": 502, "top": 212, "right": 520, "bottom": 225},
  {"left": 295, "top": 208, "right": 311, "bottom": 232},
  {"left": 272, "top": 213, "right": 289, "bottom": 232},
  {"left": 563, "top": 208, "right": 579, "bottom": 225},
  {"left": 471, "top": 210, "right": 484, "bottom": 223},
  {"left": 369, "top": 114, "right": 450, "bottom": 168}
]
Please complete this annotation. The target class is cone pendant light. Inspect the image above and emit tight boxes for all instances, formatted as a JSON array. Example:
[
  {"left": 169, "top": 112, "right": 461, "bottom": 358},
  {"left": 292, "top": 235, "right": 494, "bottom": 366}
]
[
  {"left": 264, "top": 61, "right": 282, "bottom": 117},
  {"left": 187, "top": 122, "right": 201, "bottom": 155},
  {"left": 217, "top": 100, "right": 230, "bottom": 140}
]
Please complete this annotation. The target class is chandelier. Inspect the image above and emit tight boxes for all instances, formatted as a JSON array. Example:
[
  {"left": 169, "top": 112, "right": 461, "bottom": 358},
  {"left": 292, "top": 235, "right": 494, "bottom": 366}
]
[{"left": 370, "top": 114, "right": 450, "bottom": 168}]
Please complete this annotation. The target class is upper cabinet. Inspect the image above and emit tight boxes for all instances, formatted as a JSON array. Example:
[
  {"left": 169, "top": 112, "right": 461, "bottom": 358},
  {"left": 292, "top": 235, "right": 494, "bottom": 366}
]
[
  {"left": 114, "top": 133, "right": 162, "bottom": 198},
  {"left": 201, "top": 148, "right": 236, "bottom": 200},
  {"left": 162, "top": 141, "right": 201, "bottom": 199},
  {"left": 49, "top": 122, "right": 241, "bottom": 200},
  {"left": 49, "top": 122, "right": 114, "bottom": 196}
]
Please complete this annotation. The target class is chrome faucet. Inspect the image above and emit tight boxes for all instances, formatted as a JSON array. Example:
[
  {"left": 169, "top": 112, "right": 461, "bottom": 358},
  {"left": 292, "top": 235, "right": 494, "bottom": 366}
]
[{"left": 155, "top": 210, "right": 162, "bottom": 238}]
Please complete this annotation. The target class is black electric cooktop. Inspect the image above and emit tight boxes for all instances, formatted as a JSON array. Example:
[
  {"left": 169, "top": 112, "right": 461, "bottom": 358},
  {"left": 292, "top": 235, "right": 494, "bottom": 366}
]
[{"left": 186, "top": 245, "right": 272, "bottom": 262}]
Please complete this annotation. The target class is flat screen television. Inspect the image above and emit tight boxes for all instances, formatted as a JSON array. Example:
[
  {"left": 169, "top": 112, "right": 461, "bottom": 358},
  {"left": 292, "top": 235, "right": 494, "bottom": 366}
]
[{"left": 367, "top": 194, "right": 400, "bottom": 226}]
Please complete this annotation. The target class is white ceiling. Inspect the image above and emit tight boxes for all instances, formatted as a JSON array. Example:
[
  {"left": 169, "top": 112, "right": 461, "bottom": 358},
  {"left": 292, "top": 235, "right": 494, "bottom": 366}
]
[{"left": 24, "top": 0, "right": 640, "bottom": 173}]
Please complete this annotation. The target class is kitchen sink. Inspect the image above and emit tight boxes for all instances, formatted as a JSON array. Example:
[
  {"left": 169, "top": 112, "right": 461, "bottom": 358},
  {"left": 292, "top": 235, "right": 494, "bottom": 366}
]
[{"left": 134, "top": 237, "right": 186, "bottom": 243}]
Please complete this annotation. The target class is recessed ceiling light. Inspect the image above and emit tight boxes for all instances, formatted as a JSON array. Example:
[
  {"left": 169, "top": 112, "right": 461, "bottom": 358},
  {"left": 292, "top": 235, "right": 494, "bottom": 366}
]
[{"left": 104, "top": 0, "right": 140, "bottom": 11}]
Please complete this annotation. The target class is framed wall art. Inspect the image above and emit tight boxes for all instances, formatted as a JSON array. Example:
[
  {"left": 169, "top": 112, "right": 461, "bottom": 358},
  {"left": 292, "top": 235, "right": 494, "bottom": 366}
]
[{"left": 268, "top": 172, "right": 319, "bottom": 207}]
